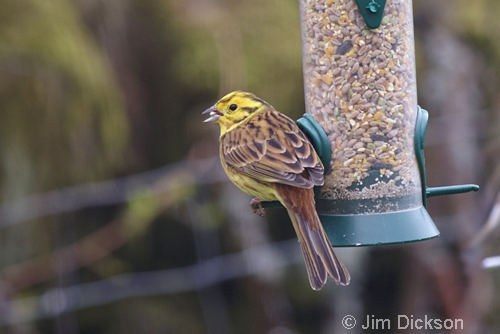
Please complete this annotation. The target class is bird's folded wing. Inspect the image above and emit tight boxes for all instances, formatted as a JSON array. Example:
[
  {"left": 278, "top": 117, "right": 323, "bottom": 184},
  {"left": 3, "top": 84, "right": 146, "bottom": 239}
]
[{"left": 222, "top": 110, "right": 324, "bottom": 188}]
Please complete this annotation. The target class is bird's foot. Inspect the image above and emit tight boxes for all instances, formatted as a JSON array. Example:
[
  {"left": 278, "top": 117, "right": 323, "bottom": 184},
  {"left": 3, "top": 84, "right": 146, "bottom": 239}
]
[{"left": 250, "top": 198, "right": 265, "bottom": 217}]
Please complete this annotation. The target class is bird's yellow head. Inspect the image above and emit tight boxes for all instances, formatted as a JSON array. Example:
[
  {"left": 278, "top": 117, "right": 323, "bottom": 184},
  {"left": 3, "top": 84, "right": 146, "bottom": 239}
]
[{"left": 203, "top": 91, "right": 271, "bottom": 132}]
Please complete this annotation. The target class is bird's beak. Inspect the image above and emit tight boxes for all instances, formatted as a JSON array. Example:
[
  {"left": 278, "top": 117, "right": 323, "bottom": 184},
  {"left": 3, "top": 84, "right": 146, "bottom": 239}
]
[{"left": 202, "top": 105, "right": 223, "bottom": 123}]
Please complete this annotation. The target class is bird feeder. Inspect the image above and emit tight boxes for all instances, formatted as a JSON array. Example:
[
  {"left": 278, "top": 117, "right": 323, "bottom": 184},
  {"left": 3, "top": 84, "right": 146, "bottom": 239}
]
[{"left": 262, "top": 0, "right": 478, "bottom": 246}]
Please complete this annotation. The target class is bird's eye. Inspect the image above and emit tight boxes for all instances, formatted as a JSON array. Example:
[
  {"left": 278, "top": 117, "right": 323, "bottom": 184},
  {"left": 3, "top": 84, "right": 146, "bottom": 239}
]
[{"left": 229, "top": 104, "right": 238, "bottom": 111}]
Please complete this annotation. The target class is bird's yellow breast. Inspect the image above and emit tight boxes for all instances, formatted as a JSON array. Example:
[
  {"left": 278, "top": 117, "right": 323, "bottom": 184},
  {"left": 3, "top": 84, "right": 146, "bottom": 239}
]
[{"left": 219, "top": 146, "right": 278, "bottom": 202}]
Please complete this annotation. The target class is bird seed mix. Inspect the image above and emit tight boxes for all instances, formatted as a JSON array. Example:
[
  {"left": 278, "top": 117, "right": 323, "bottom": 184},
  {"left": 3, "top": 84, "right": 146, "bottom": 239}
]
[{"left": 299, "top": 0, "right": 422, "bottom": 206}]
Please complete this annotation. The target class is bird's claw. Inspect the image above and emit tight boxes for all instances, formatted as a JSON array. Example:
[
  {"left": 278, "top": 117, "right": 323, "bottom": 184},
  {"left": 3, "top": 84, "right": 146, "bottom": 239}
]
[{"left": 250, "top": 198, "right": 265, "bottom": 217}]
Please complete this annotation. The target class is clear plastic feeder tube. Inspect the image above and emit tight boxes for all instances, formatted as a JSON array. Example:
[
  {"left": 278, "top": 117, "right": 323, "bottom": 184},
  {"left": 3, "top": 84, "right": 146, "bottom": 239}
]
[{"left": 299, "top": 0, "right": 421, "bottom": 214}]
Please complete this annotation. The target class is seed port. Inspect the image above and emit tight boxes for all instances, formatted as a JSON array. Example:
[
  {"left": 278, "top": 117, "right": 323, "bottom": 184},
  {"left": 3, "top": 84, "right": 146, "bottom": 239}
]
[{"left": 354, "top": 0, "right": 387, "bottom": 29}]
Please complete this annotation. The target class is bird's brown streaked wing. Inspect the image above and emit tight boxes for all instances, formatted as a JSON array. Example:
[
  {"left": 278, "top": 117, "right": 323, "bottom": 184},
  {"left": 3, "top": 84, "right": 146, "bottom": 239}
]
[
  {"left": 282, "top": 126, "right": 324, "bottom": 187},
  {"left": 222, "top": 109, "right": 324, "bottom": 188}
]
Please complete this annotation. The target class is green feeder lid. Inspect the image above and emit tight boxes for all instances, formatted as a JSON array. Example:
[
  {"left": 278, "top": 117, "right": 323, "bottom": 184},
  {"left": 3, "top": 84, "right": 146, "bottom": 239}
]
[{"left": 354, "top": 0, "right": 387, "bottom": 29}]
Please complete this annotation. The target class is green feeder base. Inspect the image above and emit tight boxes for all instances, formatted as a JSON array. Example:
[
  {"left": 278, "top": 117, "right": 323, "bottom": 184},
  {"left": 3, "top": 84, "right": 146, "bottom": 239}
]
[
  {"left": 258, "top": 107, "right": 477, "bottom": 247},
  {"left": 320, "top": 206, "right": 439, "bottom": 247}
]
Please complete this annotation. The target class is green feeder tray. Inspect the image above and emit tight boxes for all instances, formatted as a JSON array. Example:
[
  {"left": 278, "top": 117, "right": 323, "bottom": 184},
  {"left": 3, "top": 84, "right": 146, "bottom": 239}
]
[
  {"left": 260, "top": 107, "right": 479, "bottom": 247},
  {"left": 320, "top": 207, "right": 436, "bottom": 246}
]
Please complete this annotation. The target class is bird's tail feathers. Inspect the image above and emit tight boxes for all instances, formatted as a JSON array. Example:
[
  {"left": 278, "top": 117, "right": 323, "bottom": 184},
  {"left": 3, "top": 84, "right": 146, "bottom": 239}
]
[
  {"left": 289, "top": 209, "right": 350, "bottom": 289},
  {"left": 277, "top": 185, "right": 350, "bottom": 290}
]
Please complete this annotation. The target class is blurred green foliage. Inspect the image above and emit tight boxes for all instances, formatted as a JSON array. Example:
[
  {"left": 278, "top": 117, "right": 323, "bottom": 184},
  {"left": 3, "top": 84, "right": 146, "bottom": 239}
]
[{"left": 0, "top": 0, "right": 128, "bottom": 195}]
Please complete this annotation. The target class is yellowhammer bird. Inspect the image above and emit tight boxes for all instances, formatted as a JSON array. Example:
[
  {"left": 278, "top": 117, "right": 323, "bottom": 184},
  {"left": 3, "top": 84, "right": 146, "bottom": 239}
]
[{"left": 203, "top": 91, "right": 350, "bottom": 290}]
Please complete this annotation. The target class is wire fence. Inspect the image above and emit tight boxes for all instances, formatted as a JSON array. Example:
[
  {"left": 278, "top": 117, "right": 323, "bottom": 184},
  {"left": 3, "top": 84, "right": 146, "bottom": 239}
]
[{"left": 0, "top": 239, "right": 302, "bottom": 326}]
